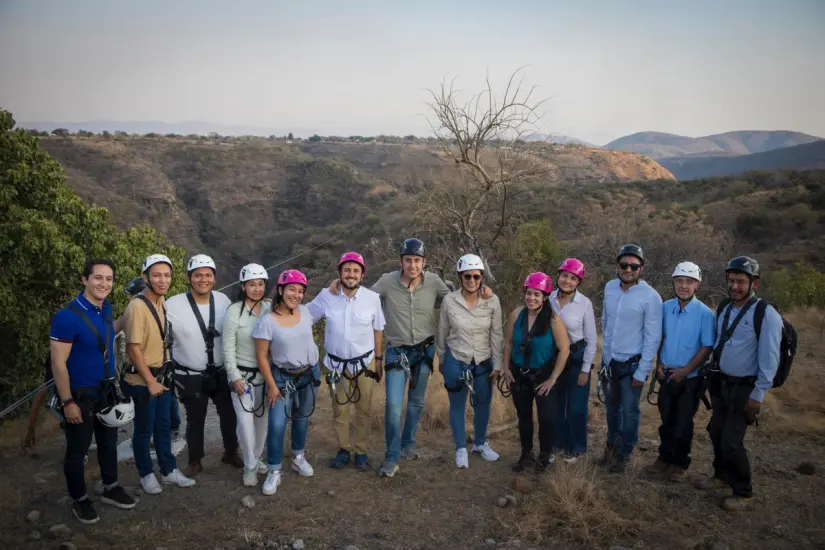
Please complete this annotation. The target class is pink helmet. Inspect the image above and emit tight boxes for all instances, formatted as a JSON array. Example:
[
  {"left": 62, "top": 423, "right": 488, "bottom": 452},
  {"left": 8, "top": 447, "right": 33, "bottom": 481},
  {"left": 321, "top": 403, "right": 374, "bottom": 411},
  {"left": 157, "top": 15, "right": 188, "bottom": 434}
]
[
  {"left": 523, "top": 272, "right": 553, "bottom": 294},
  {"left": 277, "top": 269, "right": 308, "bottom": 288},
  {"left": 558, "top": 258, "right": 586, "bottom": 280},
  {"left": 338, "top": 251, "right": 366, "bottom": 273}
]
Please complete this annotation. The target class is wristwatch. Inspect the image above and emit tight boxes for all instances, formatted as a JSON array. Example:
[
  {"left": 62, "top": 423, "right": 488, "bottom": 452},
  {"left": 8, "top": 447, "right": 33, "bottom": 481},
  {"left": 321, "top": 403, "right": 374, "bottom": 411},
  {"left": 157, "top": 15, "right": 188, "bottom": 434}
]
[
  {"left": 61, "top": 397, "right": 76, "bottom": 407},
  {"left": 375, "top": 356, "right": 384, "bottom": 363}
]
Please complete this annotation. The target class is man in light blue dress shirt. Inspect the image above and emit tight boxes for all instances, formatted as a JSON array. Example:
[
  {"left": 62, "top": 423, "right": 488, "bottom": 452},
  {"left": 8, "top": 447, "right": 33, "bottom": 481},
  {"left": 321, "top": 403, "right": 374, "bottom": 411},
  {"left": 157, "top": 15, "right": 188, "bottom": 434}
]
[
  {"left": 696, "top": 256, "right": 782, "bottom": 512},
  {"left": 599, "top": 244, "right": 663, "bottom": 473},
  {"left": 644, "top": 262, "right": 715, "bottom": 482}
]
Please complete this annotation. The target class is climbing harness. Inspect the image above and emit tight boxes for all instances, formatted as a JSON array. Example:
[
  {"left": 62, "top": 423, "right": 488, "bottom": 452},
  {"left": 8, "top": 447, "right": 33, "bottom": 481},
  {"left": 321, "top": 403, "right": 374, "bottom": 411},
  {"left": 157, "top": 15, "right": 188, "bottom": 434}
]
[
  {"left": 325, "top": 350, "right": 378, "bottom": 405},
  {"left": 237, "top": 365, "right": 266, "bottom": 418},
  {"left": 646, "top": 368, "right": 672, "bottom": 406},
  {"left": 384, "top": 336, "right": 434, "bottom": 391},
  {"left": 444, "top": 359, "right": 492, "bottom": 407},
  {"left": 275, "top": 365, "right": 319, "bottom": 420}
]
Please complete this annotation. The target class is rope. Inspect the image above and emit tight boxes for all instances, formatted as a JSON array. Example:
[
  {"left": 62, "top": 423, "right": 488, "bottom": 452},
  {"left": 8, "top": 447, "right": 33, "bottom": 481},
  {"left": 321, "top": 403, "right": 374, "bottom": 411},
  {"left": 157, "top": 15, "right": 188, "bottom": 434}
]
[
  {"left": 0, "top": 379, "right": 54, "bottom": 419},
  {"left": 216, "top": 236, "right": 337, "bottom": 293}
]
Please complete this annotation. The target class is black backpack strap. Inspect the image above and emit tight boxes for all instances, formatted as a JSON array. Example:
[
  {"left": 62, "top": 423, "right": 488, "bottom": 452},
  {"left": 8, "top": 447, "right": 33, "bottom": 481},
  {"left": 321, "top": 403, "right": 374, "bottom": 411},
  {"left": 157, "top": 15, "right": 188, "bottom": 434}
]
[
  {"left": 136, "top": 295, "right": 170, "bottom": 363},
  {"left": 713, "top": 296, "right": 757, "bottom": 365},
  {"left": 186, "top": 291, "right": 217, "bottom": 368},
  {"left": 752, "top": 299, "right": 768, "bottom": 341},
  {"left": 67, "top": 303, "right": 114, "bottom": 379},
  {"left": 520, "top": 308, "right": 538, "bottom": 371}
]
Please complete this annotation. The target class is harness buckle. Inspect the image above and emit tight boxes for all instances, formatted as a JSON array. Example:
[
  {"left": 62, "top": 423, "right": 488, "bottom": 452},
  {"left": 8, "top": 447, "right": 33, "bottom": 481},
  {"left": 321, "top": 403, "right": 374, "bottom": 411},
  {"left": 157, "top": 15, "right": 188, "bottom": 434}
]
[{"left": 462, "top": 369, "right": 475, "bottom": 395}]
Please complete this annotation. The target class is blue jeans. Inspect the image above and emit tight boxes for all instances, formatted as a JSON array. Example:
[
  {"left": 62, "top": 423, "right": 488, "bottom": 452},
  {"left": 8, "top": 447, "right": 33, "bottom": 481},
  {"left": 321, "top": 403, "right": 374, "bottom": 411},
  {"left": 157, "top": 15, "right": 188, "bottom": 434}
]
[
  {"left": 552, "top": 348, "right": 591, "bottom": 456},
  {"left": 170, "top": 395, "right": 181, "bottom": 432},
  {"left": 384, "top": 342, "right": 433, "bottom": 463},
  {"left": 122, "top": 382, "right": 176, "bottom": 477},
  {"left": 442, "top": 349, "right": 493, "bottom": 451},
  {"left": 266, "top": 365, "right": 319, "bottom": 470},
  {"left": 604, "top": 360, "right": 644, "bottom": 458}
]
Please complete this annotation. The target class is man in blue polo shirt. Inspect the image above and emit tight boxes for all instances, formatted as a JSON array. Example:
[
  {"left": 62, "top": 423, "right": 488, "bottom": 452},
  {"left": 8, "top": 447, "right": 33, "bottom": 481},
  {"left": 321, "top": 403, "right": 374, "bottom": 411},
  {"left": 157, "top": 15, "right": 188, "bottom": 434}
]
[
  {"left": 50, "top": 259, "right": 136, "bottom": 524},
  {"left": 644, "top": 262, "right": 715, "bottom": 482}
]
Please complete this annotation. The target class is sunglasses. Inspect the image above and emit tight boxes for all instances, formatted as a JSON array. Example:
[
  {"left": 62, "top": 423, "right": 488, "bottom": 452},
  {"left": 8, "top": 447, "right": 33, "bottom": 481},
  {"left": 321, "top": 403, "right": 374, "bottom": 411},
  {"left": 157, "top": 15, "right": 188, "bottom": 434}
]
[
  {"left": 619, "top": 262, "right": 642, "bottom": 271},
  {"left": 462, "top": 274, "right": 482, "bottom": 281}
]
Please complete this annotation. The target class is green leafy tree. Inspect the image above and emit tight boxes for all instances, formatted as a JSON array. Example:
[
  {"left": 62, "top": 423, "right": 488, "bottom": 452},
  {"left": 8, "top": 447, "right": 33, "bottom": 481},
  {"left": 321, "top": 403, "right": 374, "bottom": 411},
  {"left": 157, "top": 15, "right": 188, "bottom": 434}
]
[
  {"left": 308, "top": 134, "right": 322, "bottom": 142},
  {"left": 287, "top": 132, "right": 294, "bottom": 140},
  {"left": 0, "top": 110, "right": 187, "bottom": 407}
]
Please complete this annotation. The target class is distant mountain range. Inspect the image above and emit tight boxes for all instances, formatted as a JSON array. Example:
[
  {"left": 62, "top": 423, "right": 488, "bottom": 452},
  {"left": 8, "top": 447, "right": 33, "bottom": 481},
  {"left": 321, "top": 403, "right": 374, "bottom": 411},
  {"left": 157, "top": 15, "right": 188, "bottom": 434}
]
[
  {"left": 522, "top": 134, "right": 598, "bottom": 147},
  {"left": 658, "top": 140, "right": 825, "bottom": 180},
  {"left": 604, "top": 130, "right": 822, "bottom": 159}
]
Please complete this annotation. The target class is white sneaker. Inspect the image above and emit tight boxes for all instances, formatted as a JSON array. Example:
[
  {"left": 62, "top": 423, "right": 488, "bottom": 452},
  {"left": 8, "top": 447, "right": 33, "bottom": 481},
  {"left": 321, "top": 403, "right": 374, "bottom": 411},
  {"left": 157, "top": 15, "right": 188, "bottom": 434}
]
[
  {"left": 455, "top": 448, "right": 469, "bottom": 469},
  {"left": 161, "top": 468, "right": 196, "bottom": 488},
  {"left": 472, "top": 442, "right": 500, "bottom": 462},
  {"left": 242, "top": 468, "right": 258, "bottom": 487},
  {"left": 291, "top": 453, "right": 314, "bottom": 477},
  {"left": 262, "top": 470, "right": 282, "bottom": 495},
  {"left": 140, "top": 473, "right": 162, "bottom": 495},
  {"left": 257, "top": 458, "right": 268, "bottom": 475}
]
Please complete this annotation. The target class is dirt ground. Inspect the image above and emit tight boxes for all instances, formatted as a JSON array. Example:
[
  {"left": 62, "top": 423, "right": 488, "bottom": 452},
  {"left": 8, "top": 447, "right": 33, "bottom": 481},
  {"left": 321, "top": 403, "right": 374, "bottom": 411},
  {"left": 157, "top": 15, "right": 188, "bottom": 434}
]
[{"left": 2, "top": 310, "right": 824, "bottom": 550}]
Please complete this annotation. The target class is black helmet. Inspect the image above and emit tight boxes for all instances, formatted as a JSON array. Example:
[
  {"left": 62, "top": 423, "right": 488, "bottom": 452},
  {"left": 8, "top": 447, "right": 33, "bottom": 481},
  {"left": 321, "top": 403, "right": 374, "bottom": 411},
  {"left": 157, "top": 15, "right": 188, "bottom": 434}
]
[
  {"left": 725, "top": 256, "right": 760, "bottom": 278},
  {"left": 400, "top": 238, "right": 426, "bottom": 258},
  {"left": 124, "top": 277, "right": 146, "bottom": 296},
  {"left": 617, "top": 244, "right": 644, "bottom": 265}
]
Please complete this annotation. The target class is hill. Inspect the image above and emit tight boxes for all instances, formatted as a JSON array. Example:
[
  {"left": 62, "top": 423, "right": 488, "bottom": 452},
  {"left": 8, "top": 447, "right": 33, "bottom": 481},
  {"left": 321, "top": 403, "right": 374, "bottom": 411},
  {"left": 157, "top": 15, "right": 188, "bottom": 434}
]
[
  {"left": 605, "top": 130, "right": 822, "bottom": 159},
  {"left": 658, "top": 140, "right": 825, "bottom": 180}
]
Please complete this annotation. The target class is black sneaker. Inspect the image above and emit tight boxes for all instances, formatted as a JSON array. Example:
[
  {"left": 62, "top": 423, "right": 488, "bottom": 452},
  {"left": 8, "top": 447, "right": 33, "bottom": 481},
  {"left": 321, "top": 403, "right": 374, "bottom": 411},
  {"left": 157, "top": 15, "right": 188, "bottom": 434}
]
[
  {"left": 512, "top": 451, "right": 536, "bottom": 472},
  {"left": 536, "top": 452, "right": 556, "bottom": 470},
  {"left": 72, "top": 498, "right": 100, "bottom": 524},
  {"left": 101, "top": 485, "right": 136, "bottom": 510},
  {"left": 597, "top": 445, "right": 617, "bottom": 467},
  {"left": 609, "top": 455, "right": 629, "bottom": 474}
]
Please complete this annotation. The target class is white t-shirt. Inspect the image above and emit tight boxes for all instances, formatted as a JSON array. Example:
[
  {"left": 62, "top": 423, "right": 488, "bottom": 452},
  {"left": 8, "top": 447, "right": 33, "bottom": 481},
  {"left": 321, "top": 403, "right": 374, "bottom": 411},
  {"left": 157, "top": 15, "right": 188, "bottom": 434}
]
[{"left": 166, "top": 290, "right": 232, "bottom": 372}]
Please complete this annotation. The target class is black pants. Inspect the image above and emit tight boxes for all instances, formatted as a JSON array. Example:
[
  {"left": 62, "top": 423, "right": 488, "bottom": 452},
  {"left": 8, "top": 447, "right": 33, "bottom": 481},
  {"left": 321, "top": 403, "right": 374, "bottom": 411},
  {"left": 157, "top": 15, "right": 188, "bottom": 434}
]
[
  {"left": 512, "top": 378, "right": 555, "bottom": 454},
  {"left": 657, "top": 377, "right": 702, "bottom": 468},
  {"left": 707, "top": 382, "right": 753, "bottom": 497},
  {"left": 63, "top": 398, "right": 119, "bottom": 501},
  {"left": 178, "top": 372, "right": 238, "bottom": 463}
]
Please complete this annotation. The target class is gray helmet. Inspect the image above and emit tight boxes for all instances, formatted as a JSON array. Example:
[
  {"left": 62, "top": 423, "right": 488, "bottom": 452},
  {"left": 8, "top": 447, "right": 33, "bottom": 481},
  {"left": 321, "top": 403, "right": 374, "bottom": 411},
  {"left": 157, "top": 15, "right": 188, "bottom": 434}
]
[
  {"left": 400, "top": 238, "right": 426, "bottom": 258},
  {"left": 725, "top": 256, "right": 760, "bottom": 278},
  {"left": 617, "top": 244, "right": 644, "bottom": 265},
  {"left": 124, "top": 277, "right": 146, "bottom": 296}
]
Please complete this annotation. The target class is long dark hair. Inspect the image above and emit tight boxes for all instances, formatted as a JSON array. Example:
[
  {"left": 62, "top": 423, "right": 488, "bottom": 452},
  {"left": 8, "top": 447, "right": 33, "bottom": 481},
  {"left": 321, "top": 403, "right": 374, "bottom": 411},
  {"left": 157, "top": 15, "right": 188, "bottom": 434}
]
[
  {"left": 271, "top": 285, "right": 283, "bottom": 311},
  {"left": 526, "top": 292, "right": 554, "bottom": 337}
]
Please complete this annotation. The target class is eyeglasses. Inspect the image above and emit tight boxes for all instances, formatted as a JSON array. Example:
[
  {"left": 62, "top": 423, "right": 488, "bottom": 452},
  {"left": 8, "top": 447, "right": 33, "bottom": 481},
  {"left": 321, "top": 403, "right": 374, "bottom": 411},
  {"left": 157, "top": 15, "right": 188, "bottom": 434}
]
[
  {"left": 462, "top": 274, "right": 482, "bottom": 281},
  {"left": 619, "top": 262, "right": 642, "bottom": 272}
]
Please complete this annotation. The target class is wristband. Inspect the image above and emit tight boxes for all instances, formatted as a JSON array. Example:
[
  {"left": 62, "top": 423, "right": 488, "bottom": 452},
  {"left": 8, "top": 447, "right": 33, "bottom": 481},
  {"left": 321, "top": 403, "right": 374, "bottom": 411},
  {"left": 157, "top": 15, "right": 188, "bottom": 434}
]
[
  {"left": 375, "top": 356, "right": 384, "bottom": 362},
  {"left": 61, "top": 397, "right": 76, "bottom": 407}
]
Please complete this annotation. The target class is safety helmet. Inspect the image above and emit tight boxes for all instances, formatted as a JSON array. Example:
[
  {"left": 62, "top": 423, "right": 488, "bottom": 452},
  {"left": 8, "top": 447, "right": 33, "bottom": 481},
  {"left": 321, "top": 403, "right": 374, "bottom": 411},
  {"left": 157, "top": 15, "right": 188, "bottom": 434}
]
[
  {"left": 338, "top": 252, "right": 366, "bottom": 273},
  {"left": 616, "top": 244, "right": 644, "bottom": 265},
  {"left": 672, "top": 261, "right": 702, "bottom": 282},
  {"left": 523, "top": 272, "right": 553, "bottom": 294},
  {"left": 456, "top": 254, "right": 484, "bottom": 273},
  {"left": 124, "top": 277, "right": 146, "bottom": 296},
  {"left": 96, "top": 398, "right": 135, "bottom": 428},
  {"left": 400, "top": 238, "right": 426, "bottom": 257},
  {"left": 277, "top": 269, "right": 308, "bottom": 288},
  {"left": 239, "top": 263, "right": 268, "bottom": 283},
  {"left": 558, "top": 258, "right": 586, "bottom": 280},
  {"left": 725, "top": 256, "right": 760, "bottom": 279},
  {"left": 142, "top": 254, "right": 173, "bottom": 274},
  {"left": 187, "top": 254, "right": 216, "bottom": 273}
]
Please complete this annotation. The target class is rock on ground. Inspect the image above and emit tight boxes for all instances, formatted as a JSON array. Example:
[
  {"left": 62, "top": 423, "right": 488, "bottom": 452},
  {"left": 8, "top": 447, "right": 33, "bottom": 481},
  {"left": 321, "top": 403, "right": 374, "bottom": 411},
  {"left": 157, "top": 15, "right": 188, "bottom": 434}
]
[
  {"left": 26, "top": 510, "right": 41, "bottom": 522},
  {"left": 241, "top": 495, "right": 256, "bottom": 509},
  {"left": 49, "top": 524, "right": 73, "bottom": 539},
  {"left": 292, "top": 540, "right": 305, "bottom": 550}
]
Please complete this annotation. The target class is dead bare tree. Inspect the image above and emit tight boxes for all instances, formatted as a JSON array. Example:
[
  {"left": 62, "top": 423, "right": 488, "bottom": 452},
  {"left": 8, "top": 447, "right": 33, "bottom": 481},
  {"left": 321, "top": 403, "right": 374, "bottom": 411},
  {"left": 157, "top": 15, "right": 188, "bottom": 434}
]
[{"left": 419, "top": 68, "right": 552, "bottom": 283}]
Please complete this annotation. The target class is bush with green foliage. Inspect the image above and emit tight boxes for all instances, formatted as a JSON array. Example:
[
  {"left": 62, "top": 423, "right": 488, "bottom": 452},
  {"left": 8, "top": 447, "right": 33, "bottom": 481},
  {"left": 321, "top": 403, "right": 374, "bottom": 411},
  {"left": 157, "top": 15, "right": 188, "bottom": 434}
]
[
  {"left": 0, "top": 109, "right": 187, "bottom": 408},
  {"left": 766, "top": 263, "right": 825, "bottom": 312}
]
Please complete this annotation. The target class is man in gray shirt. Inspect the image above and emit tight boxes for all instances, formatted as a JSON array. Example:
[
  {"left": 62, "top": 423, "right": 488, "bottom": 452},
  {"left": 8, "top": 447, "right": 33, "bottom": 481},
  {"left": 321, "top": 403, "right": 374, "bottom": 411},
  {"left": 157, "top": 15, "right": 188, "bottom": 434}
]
[{"left": 696, "top": 256, "right": 782, "bottom": 512}]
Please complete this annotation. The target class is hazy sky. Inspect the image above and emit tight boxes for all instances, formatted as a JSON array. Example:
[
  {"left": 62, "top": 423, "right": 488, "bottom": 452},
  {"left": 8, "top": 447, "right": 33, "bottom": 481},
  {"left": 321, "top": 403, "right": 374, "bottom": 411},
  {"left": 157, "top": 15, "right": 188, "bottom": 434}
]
[{"left": 1, "top": 0, "right": 823, "bottom": 144}]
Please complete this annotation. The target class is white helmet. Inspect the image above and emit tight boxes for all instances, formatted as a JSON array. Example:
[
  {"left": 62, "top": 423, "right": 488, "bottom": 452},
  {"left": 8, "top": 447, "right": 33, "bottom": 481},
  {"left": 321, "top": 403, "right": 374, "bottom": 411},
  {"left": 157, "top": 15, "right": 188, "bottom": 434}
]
[
  {"left": 672, "top": 261, "right": 702, "bottom": 282},
  {"left": 142, "top": 254, "right": 173, "bottom": 273},
  {"left": 456, "top": 254, "right": 484, "bottom": 273},
  {"left": 96, "top": 398, "right": 135, "bottom": 428},
  {"left": 187, "top": 254, "right": 216, "bottom": 273},
  {"left": 240, "top": 263, "right": 268, "bottom": 282}
]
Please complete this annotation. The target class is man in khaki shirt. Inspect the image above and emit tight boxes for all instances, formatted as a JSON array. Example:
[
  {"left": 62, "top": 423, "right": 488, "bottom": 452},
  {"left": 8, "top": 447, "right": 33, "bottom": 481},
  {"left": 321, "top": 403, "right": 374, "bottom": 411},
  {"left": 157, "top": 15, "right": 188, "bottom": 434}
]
[{"left": 121, "top": 254, "right": 195, "bottom": 495}]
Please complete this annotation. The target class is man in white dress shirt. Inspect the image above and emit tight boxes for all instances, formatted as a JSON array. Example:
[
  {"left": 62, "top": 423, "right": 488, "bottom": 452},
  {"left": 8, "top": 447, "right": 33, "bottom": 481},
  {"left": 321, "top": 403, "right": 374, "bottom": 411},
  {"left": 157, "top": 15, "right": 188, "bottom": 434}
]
[{"left": 308, "top": 252, "right": 386, "bottom": 472}]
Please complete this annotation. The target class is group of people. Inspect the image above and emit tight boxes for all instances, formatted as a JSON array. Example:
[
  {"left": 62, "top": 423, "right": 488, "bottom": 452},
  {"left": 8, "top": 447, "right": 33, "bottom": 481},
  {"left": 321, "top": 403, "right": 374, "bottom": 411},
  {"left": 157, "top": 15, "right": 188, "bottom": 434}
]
[{"left": 44, "top": 237, "right": 783, "bottom": 525}]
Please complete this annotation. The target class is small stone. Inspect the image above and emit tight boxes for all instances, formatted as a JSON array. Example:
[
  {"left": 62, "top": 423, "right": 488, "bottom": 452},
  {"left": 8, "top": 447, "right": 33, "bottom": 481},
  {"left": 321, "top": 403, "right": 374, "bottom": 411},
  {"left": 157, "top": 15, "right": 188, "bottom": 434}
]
[
  {"left": 637, "top": 439, "right": 656, "bottom": 452},
  {"left": 327, "top": 490, "right": 336, "bottom": 497},
  {"left": 496, "top": 496, "right": 508, "bottom": 508},
  {"left": 56, "top": 496, "right": 71, "bottom": 506},
  {"left": 133, "top": 487, "right": 145, "bottom": 497},
  {"left": 293, "top": 540, "right": 305, "bottom": 550},
  {"left": 34, "top": 476, "right": 47, "bottom": 484},
  {"left": 505, "top": 494, "right": 518, "bottom": 506},
  {"left": 513, "top": 476, "right": 533, "bottom": 494},
  {"left": 59, "top": 543, "right": 77, "bottom": 550},
  {"left": 26, "top": 510, "right": 41, "bottom": 522},
  {"left": 241, "top": 495, "right": 256, "bottom": 509},
  {"left": 49, "top": 524, "right": 73, "bottom": 539},
  {"left": 29, "top": 530, "right": 42, "bottom": 541},
  {"left": 486, "top": 539, "right": 497, "bottom": 547},
  {"left": 797, "top": 462, "right": 816, "bottom": 476}
]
